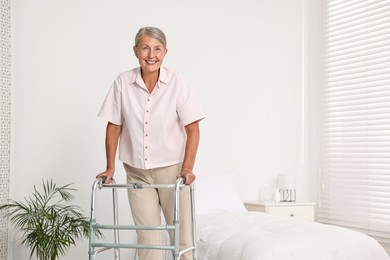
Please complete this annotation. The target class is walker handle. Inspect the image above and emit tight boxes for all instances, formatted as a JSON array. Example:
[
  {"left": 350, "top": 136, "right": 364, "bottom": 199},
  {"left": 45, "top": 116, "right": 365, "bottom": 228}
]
[
  {"left": 99, "top": 176, "right": 107, "bottom": 184},
  {"left": 180, "top": 175, "right": 187, "bottom": 185}
]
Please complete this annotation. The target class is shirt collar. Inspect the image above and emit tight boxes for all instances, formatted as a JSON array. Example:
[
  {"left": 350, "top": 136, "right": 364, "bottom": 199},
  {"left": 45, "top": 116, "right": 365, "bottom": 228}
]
[
  {"left": 158, "top": 66, "right": 168, "bottom": 85},
  {"left": 132, "top": 66, "right": 168, "bottom": 88}
]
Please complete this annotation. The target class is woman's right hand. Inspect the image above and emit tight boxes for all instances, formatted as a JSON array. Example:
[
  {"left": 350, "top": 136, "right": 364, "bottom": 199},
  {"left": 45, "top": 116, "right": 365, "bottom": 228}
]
[{"left": 96, "top": 169, "right": 114, "bottom": 184}]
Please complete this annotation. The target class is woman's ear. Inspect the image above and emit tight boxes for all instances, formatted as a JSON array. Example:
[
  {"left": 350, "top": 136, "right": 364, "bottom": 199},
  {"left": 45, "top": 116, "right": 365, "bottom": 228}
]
[{"left": 133, "top": 46, "right": 138, "bottom": 58}]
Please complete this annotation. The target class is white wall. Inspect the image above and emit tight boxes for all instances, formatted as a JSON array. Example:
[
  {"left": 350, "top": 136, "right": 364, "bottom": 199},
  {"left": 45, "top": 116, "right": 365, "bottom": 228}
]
[{"left": 10, "top": 0, "right": 318, "bottom": 259}]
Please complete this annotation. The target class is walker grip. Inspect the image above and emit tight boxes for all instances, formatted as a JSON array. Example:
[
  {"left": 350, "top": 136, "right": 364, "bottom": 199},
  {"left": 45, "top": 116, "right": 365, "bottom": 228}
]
[
  {"left": 100, "top": 176, "right": 107, "bottom": 184},
  {"left": 181, "top": 175, "right": 187, "bottom": 185}
]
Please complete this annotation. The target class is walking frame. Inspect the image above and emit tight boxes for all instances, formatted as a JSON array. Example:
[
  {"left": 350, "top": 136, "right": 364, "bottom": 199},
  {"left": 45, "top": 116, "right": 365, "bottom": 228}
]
[{"left": 88, "top": 176, "right": 197, "bottom": 260}]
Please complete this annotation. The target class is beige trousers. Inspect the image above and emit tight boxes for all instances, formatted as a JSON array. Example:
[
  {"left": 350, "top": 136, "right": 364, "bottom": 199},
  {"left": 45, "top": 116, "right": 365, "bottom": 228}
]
[{"left": 124, "top": 163, "right": 193, "bottom": 260}]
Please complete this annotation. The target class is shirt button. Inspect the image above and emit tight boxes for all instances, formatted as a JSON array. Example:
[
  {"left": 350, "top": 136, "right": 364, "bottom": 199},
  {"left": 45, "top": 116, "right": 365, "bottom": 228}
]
[
  {"left": 145, "top": 122, "right": 148, "bottom": 124},
  {"left": 146, "top": 110, "right": 150, "bottom": 113},
  {"left": 145, "top": 158, "right": 148, "bottom": 161},
  {"left": 145, "top": 146, "right": 148, "bottom": 149},
  {"left": 145, "top": 134, "right": 148, "bottom": 137}
]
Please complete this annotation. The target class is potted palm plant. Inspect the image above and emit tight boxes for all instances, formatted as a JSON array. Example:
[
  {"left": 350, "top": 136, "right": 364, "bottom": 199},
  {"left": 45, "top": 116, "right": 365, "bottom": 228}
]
[{"left": 0, "top": 179, "right": 100, "bottom": 260}]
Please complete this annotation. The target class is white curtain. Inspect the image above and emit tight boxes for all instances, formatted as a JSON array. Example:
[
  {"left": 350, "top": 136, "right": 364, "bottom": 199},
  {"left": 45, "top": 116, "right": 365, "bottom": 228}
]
[{"left": 318, "top": 0, "right": 390, "bottom": 246}]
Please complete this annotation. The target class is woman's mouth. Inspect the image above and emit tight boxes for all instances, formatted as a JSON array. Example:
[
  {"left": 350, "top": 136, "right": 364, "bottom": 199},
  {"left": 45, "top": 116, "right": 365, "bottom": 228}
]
[{"left": 146, "top": 60, "right": 157, "bottom": 65}]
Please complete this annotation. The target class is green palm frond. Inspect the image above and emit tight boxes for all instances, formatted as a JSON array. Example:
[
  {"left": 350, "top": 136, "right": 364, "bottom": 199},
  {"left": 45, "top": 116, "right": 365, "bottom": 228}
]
[{"left": 0, "top": 179, "right": 101, "bottom": 260}]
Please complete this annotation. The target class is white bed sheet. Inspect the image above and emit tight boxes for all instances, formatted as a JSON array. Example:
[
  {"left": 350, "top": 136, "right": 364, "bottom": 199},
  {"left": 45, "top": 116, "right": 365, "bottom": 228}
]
[{"left": 196, "top": 211, "right": 390, "bottom": 260}]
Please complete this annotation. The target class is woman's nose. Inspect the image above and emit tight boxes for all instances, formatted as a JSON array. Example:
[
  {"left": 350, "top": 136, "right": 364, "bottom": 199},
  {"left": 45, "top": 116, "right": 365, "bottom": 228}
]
[{"left": 147, "top": 49, "right": 155, "bottom": 58}]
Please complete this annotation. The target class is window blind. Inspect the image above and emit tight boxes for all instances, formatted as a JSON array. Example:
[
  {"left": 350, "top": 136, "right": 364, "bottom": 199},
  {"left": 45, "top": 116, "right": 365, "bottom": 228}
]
[{"left": 318, "top": 0, "right": 390, "bottom": 245}]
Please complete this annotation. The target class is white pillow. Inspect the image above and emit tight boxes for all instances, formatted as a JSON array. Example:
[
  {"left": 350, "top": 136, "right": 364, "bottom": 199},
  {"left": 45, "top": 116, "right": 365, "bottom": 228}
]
[{"left": 195, "top": 174, "right": 246, "bottom": 215}]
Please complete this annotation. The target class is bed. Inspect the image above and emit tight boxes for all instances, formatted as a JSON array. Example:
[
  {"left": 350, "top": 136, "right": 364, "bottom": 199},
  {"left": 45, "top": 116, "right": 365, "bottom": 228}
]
[{"left": 194, "top": 174, "right": 390, "bottom": 260}]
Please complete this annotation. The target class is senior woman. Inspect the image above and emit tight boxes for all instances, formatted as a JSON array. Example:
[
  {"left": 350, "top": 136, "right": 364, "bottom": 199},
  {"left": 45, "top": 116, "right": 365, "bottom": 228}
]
[{"left": 96, "top": 26, "right": 205, "bottom": 260}]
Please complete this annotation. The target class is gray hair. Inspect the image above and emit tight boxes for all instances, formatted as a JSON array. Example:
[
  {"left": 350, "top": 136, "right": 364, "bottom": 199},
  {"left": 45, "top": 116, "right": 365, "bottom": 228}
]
[{"left": 134, "top": 27, "right": 167, "bottom": 49}]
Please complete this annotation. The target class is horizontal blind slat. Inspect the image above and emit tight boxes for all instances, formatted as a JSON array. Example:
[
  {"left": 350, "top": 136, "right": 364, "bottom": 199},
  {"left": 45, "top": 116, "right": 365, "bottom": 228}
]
[
  {"left": 328, "top": 24, "right": 390, "bottom": 46},
  {"left": 327, "top": 0, "right": 388, "bottom": 25},
  {"left": 325, "top": 82, "right": 390, "bottom": 94},
  {"left": 328, "top": 9, "right": 390, "bottom": 35},
  {"left": 327, "top": 37, "right": 390, "bottom": 60},
  {"left": 328, "top": 53, "right": 390, "bottom": 72},
  {"left": 328, "top": 60, "right": 390, "bottom": 78},
  {"left": 328, "top": 49, "right": 390, "bottom": 69}
]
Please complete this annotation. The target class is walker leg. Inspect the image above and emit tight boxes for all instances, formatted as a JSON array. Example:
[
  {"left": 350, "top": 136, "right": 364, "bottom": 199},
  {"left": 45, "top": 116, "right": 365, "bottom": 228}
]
[
  {"left": 190, "top": 185, "right": 197, "bottom": 260},
  {"left": 112, "top": 187, "right": 120, "bottom": 260},
  {"left": 173, "top": 181, "right": 181, "bottom": 260},
  {"left": 89, "top": 180, "right": 100, "bottom": 260}
]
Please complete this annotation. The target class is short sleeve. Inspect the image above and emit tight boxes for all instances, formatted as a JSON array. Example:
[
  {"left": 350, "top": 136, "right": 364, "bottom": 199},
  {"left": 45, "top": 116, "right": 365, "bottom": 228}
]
[
  {"left": 176, "top": 78, "right": 205, "bottom": 126},
  {"left": 98, "top": 78, "right": 123, "bottom": 125}
]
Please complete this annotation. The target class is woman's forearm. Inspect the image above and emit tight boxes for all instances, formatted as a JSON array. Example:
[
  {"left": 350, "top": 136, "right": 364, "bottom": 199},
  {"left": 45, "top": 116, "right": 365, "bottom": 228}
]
[
  {"left": 181, "top": 121, "right": 200, "bottom": 173},
  {"left": 105, "top": 122, "right": 122, "bottom": 172}
]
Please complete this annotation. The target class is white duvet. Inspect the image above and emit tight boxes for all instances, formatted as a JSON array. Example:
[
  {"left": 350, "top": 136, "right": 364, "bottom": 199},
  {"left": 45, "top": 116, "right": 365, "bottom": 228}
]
[{"left": 196, "top": 211, "right": 390, "bottom": 260}]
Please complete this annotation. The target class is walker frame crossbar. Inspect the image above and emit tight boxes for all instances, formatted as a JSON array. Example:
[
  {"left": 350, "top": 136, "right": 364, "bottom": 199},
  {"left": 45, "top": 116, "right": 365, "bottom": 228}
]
[{"left": 88, "top": 177, "right": 197, "bottom": 260}]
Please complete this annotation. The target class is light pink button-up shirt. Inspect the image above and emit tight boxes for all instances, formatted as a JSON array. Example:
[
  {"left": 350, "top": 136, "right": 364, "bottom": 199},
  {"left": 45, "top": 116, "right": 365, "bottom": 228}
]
[{"left": 98, "top": 67, "right": 205, "bottom": 169}]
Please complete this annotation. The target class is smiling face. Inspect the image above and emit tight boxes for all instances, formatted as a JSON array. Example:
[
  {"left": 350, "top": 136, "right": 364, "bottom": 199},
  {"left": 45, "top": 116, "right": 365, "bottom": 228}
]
[{"left": 133, "top": 34, "right": 167, "bottom": 76}]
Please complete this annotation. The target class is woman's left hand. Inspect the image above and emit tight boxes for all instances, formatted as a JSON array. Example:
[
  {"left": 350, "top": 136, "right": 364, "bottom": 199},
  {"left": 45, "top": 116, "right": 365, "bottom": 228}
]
[{"left": 177, "top": 169, "right": 196, "bottom": 185}]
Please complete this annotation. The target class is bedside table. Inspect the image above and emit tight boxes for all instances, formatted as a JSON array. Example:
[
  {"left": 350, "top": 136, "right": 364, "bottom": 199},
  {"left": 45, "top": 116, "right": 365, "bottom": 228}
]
[{"left": 244, "top": 202, "right": 315, "bottom": 221}]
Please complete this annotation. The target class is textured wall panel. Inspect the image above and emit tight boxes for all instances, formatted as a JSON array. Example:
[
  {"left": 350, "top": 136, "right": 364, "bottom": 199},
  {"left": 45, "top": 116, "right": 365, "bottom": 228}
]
[{"left": 0, "top": 0, "right": 11, "bottom": 259}]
